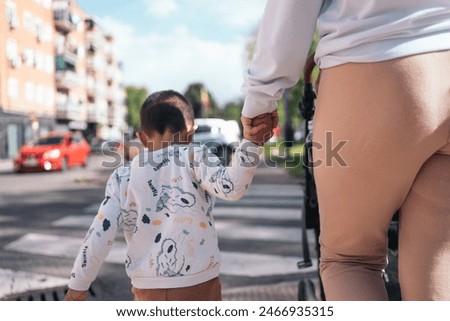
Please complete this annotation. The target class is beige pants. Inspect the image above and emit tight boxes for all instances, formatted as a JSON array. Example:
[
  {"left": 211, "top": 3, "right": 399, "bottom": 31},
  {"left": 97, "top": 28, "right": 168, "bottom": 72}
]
[
  {"left": 131, "top": 277, "right": 222, "bottom": 301},
  {"left": 314, "top": 50, "right": 450, "bottom": 300}
]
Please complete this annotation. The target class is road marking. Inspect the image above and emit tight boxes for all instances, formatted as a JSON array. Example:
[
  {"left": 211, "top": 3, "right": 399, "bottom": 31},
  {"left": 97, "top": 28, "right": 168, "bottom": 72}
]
[
  {"left": 0, "top": 268, "right": 67, "bottom": 299},
  {"left": 51, "top": 215, "right": 313, "bottom": 244},
  {"left": 4, "top": 233, "right": 126, "bottom": 264},
  {"left": 52, "top": 206, "right": 303, "bottom": 228},
  {"left": 214, "top": 207, "right": 302, "bottom": 221},
  {"left": 216, "top": 221, "right": 314, "bottom": 243},
  {"left": 4, "top": 232, "right": 315, "bottom": 278},
  {"left": 83, "top": 203, "right": 100, "bottom": 214},
  {"left": 52, "top": 215, "right": 94, "bottom": 227},
  {"left": 245, "top": 184, "right": 304, "bottom": 197},
  {"left": 221, "top": 251, "right": 316, "bottom": 277}
]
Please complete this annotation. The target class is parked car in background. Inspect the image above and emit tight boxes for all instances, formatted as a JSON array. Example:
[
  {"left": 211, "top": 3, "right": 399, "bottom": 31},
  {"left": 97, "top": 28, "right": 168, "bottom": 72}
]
[
  {"left": 90, "top": 137, "right": 121, "bottom": 154},
  {"left": 193, "top": 118, "right": 241, "bottom": 165},
  {"left": 13, "top": 132, "right": 91, "bottom": 172}
]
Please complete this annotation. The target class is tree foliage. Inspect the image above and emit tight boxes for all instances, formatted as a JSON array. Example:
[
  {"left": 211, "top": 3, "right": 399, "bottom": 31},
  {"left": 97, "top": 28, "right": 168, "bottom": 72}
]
[
  {"left": 125, "top": 86, "right": 148, "bottom": 131},
  {"left": 184, "top": 83, "right": 218, "bottom": 118}
]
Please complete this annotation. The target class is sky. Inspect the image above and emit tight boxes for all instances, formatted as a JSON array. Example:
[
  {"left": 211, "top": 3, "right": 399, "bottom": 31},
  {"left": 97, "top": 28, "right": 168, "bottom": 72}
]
[{"left": 77, "top": 0, "right": 267, "bottom": 106}]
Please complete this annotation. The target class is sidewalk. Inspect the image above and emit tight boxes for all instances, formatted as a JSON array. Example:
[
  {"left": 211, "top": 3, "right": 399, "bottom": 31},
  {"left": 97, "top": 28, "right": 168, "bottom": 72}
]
[{"left": 0, "top": 158, "right": 13, "bottom": 173}]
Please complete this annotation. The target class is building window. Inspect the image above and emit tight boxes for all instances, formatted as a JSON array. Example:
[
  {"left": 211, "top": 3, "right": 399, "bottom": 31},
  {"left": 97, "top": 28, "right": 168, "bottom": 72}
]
[
  {"left": 6, "top": 38, "right": 18, "bottom": 60},
  {"left": 45, "top": 54, "right": 54, "bottom": 74},
  {"left": 42, "top": 24, "right": 53, "bottom": 42},
  {"left": 7, "top": 78, "right": 19, "bottom": 99},
  {"left": 34, "top": 51, "right": 44, "bottom": 70},
  {"left": 43, "top": 0, "right": 51, "bottom": 9},
  {"left": 23, "top": 11, "right": 34, "bottom": 32},
  {"left": 46, "top": 87, "right": 54, "bottom": 107},
  {"left": 36, "top": 85, "right": 45, "bottom": 105},
  {"left": 25, "top": 82, "right": 35, "bottom": 102},
  {"left": 35, "top": 17, "right": 43, "bottom": 41},
  {"left": 6, "top": 1, "right": 19, "bottom": 28},
  {"left": 22, "top": 48, "right": 34, "bottom": 67}
]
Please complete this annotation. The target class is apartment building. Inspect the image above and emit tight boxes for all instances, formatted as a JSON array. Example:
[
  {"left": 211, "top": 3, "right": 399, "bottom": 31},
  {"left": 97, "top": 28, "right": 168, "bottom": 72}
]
[
  {"left": 84, "top": 17, "right": 127, "bottom": 142},
  {"left": 53, "top": 0, "right": 88, "bottom": 132},
  {"left": 0, "top": 0, "right": 127, "bottom": 159},
  {"left": 0, "top": 0, "right": 55, "bottom": 159}
]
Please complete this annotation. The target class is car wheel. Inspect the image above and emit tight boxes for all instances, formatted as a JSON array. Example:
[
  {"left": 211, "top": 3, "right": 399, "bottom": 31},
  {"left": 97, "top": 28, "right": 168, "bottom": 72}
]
[
  {"left": 13, "top": 163, "right": 23, "bottom": 173},
  {"left": 81, "top": 155, "right": 89, "bottom": 168},
  {"left": 60, "top": 157, "right": 68, "bottom": 171}
]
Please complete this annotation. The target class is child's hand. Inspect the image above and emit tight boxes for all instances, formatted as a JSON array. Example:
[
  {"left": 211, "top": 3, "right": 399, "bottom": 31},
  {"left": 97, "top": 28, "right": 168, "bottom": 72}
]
[
  {"left": 241, "top": 111, "right": 278, "bottom": 145},
  {"left": 63, "top": 288, "right": 88, "bottom": 301}
]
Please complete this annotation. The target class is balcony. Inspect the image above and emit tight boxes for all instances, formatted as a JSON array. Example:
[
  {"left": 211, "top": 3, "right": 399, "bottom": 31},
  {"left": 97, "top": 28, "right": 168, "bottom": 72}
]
[
  {"left": 55, "top": 55, "right": 77, "bottom": 72},
  {"left": 106, "top": 86, "right": 126, "bottom": 105},
  {"left": 87, "top": 101, "right": 108, "bottom": 125},
  {"left": 55, "top": 71, "right": 81, "bottom": 90},
  {"left": 85, "top": 31, "right": 104, "bottom": 50},
  {"left": 54, "top": 9, "right": 75, "bottom": 33},
  {"left": 107, "top": 104, "right": 127, "bottom": 128},
  {"left": 85, "top": 55, "right": 105, "bottom": 73},
  {"left": 55, "top": 44, "right": 78, "bottom": 64},
  {"left": 56, "top": 100, "right": 86, "bottom": 121}
]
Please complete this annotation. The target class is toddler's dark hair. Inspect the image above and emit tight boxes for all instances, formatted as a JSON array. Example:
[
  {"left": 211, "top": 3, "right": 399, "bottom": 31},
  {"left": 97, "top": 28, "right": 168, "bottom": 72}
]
[
  {"left": 140, "top": 102, "right": 186, "bottom": 136},
  {"left": 142, "top": 90, "right": 194, "bottom": 128}
]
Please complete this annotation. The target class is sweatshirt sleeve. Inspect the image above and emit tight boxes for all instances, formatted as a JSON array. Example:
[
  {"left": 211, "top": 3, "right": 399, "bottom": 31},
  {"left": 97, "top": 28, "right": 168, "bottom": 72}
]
[
  {"left": 68, "top": 169, "right": 123, "bottom": 291},
  {"left": 242, "top": 0, "right": 323, "bottom": 118},
  {"left": 192, "top": 139, "right": 262, "bottom": 201}
]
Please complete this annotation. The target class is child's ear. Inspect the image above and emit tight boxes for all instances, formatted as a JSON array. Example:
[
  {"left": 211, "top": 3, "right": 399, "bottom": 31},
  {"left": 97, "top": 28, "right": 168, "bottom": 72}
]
[
  {"left": 136, "top": 131, "right": 149, "bottom": 146},
  {"left": 186, "top": 124, "right": 197, "bottom": 143}
]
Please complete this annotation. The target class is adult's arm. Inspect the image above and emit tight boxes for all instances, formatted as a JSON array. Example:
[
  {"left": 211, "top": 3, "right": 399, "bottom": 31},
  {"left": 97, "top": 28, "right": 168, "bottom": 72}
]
[{"left": 242, "top": 0, "right": 323, "bottom": 118}]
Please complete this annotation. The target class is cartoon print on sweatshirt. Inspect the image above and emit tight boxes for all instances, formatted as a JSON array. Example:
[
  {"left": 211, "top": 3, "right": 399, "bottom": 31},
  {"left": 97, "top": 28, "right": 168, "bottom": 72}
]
[
  {"left": 121, "top": 208, "right": 138, "bottom": 233},
  {"left": 209, "top": 168, "right": 234, "bottom": 195},
  {"left": 156, "top": 185, "right": 196, "bottom": 213},
  {"left": 156, "top": 238, "right": 185, "bottom": 277}
]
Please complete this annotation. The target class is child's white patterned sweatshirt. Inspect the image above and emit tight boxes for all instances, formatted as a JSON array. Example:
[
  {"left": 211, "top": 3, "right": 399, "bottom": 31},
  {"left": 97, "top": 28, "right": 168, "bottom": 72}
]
[{"left": 68, "top": 140, "right": 261, "bottom": 291}]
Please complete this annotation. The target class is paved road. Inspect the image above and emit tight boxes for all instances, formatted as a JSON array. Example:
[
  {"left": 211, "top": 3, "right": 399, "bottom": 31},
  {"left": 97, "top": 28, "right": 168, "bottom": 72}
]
[{"left": 0, "top": 154, "right": 321, "bottom": 301}]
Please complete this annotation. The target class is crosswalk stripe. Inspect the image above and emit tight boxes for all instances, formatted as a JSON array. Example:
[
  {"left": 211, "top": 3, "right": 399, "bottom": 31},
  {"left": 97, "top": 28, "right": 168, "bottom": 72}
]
[
  {"left": 216, "top": 221, "right": 313, "bottom": 243},
  {"left": 213, "top": 207, "right": 302, "bottom": 221},
  {"left": 221, "top": 251, "right": 316, "bottom": 277},
  {"left": 53, "top": 205, "right": 303, "bottom": 228},
  {"left": 4, "top": 232, "right": 314, "bottom": 278},
  {"left": 51, "top": 215, "right": 312, "bottom": 244},
  {"left": 0, "top": 268, "right": 68, "bottom": 298},
  {"left": 4, "top": 233, "right": 127, "bottom": 265},
  {"left": 52, "top": 215, "right": 95, "bottom": 227},
  {"left": 216, "top": 198, "right": 302, "bottom": 208},
  {"left": 244, "top": 184, "right": 304, "bottom": 198}
]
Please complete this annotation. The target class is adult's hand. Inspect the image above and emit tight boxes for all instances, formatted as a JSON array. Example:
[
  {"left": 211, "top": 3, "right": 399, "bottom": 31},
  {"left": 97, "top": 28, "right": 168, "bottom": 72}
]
[{"left": 241, "top": 111, "right": 279, "bottom": 145}]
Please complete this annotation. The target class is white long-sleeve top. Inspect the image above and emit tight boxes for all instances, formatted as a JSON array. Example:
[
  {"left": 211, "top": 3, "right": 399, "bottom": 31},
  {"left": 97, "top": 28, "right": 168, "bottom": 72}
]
[
  {"left": 242, "top": 0, "right": 450, "bottom": 118},
  {"left": 68, "top": 140, "right": 261, "bottom": 291}
]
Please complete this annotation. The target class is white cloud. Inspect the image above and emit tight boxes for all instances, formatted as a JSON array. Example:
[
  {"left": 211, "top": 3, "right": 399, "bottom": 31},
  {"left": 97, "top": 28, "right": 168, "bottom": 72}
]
[
  {"left": 143, "top": 0, "right": 178, "bottom": 18},
  {"left": 206, "top": 0, "right": 266, "bottom": 29},
  {"left": 142, "top": 0, "right": 265, "bottom": 30},
  {"left": 100, "top": 16, "right": 248, "bottom": 106}
]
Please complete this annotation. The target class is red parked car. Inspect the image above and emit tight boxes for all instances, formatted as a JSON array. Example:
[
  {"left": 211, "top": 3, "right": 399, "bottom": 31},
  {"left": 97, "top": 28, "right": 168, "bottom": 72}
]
[{"left": 13, "top": 132, "right": 91, "bottom": 172}]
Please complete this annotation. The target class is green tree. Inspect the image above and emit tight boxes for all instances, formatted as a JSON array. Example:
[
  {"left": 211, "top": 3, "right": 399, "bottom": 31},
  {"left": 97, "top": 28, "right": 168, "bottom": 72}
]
[
  {"left": 184, "top": 83, "right": 218, "bottom": 118},
  {"left": 126, "top": 86, "right": 148, "bottom": 131}
]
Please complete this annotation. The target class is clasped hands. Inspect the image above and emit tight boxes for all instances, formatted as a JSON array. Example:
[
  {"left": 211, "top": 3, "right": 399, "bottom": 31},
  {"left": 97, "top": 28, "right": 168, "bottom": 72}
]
[{"left": 241, "top": 111, "right": 278, "bottom": 146}]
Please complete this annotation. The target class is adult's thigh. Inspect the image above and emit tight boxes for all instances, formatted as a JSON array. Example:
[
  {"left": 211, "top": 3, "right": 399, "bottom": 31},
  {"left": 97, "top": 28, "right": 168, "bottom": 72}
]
[
  {"left": 313, "top": 53, "right": 450, "bottom": 300},
  {"left": 399, "top": 151, "right": 450, "bottom": 300}
]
